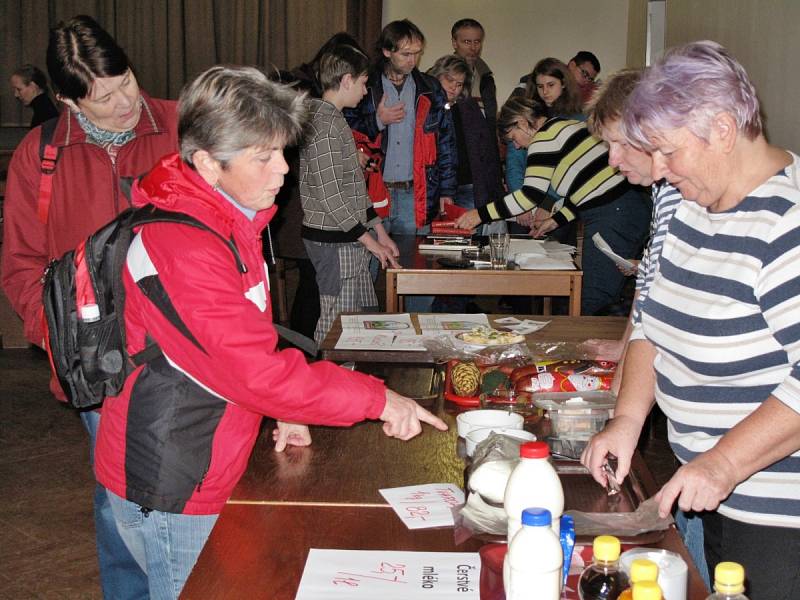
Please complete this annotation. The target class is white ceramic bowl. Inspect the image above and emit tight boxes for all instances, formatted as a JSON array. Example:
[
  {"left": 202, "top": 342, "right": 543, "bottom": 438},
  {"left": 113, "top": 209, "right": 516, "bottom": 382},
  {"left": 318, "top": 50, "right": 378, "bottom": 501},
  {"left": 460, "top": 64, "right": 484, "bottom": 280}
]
[
  {"left": 464, "top": 427, "right": 536, "bottom": 457},
  {"left": 456, "top": 409, "right": 524, "bottom": 438},
  {"left": 620, "top": 548, "right": 688, "bottom": 600}
]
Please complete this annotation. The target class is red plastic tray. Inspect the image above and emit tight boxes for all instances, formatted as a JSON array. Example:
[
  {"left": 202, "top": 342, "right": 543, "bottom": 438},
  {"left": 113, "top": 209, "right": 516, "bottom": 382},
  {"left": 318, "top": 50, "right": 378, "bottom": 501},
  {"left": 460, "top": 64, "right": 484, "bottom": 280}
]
[{"left": 443, "top": 360, "right": 481, "bottom": 407}]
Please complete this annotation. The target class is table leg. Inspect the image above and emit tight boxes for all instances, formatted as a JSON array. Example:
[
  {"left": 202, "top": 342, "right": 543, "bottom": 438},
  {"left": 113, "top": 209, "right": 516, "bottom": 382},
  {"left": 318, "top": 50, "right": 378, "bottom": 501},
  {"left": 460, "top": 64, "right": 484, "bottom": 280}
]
[
  {"left": 569, "top": 275, "right": 582, "bottom": 316},
  {"left": 386, "top": 272, "right": 398, "bottom": 312}
]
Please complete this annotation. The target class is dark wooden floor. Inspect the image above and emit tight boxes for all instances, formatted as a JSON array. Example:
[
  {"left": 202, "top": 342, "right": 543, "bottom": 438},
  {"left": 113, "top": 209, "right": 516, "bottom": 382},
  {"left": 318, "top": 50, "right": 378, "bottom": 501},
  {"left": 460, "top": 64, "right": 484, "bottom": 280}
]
[{"left": 0, "top": 347, "right": 102, "bottom": 599}]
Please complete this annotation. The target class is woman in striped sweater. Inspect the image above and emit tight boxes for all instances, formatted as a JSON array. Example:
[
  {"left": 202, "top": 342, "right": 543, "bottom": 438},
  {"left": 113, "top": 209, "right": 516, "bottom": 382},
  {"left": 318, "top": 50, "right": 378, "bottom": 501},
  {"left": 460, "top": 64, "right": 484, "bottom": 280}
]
[
  {"left": 583, "top": 41, "right": 800, "bottom": 599},
  {"left": 456, "top": 96, "right": 651, "bottom": 315}
]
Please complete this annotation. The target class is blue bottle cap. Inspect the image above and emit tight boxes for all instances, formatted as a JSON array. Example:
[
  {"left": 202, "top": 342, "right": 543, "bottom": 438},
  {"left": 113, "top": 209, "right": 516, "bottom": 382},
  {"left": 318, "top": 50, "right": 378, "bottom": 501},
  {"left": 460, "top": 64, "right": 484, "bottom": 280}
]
[{"left": 521, "top": 507, "right": 552, "bottom": 527}]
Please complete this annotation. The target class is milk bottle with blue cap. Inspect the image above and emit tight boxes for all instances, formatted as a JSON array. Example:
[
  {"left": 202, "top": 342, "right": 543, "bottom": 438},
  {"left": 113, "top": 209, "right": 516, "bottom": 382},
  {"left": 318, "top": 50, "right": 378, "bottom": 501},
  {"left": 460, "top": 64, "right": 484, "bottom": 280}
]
[{"left": 503, "top": 507, "right": 563, "bottom": 600}]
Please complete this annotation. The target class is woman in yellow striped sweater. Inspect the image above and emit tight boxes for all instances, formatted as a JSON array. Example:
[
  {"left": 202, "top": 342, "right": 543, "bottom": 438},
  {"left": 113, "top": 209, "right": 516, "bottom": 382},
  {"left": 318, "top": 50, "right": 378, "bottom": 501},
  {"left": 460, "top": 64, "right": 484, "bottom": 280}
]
[{"left": 456, "top": 97, "right": 651, "bottom": 315}]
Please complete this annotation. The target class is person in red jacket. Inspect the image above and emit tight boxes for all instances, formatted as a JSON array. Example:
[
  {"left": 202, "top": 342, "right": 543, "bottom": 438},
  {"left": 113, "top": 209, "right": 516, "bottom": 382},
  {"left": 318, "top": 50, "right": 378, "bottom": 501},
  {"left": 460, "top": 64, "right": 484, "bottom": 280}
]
[
  {"left": 1, "top": 15, "right": 177, "bottom": 598},
  {"left": 94, "top": 65, "right": 448, "bottom": 599}
]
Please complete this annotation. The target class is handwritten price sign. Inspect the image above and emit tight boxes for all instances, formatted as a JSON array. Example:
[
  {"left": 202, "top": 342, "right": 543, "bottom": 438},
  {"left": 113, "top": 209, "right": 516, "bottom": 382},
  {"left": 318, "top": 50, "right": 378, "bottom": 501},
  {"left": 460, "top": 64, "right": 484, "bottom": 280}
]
[
  {"left": 379, "top": 484, "right": 465, "bottom": 529},
  {"left": 296, "top": 549, "right": 480, "bottom": 599},
  {"left": 332, "top": 561, "right": 407, "bottom": 586}
]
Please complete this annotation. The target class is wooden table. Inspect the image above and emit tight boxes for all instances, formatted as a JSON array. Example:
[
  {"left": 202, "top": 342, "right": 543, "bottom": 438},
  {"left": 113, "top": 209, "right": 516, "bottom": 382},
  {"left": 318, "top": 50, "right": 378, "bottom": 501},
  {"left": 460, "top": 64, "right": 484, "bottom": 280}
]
[
  {"left": 183, "top": 316, "right": 708, "bottom": 599},
  {"left": 386, "top": 235, "right": 583, "bottom": 315},
  {"left": 230, "top": 412, "right": 464, "bottom": 505},
  {"left": 320, "top": 314, "right": 627, "bottom": 365},
  {"left": 181, "top": 504, "right": 484, "bottom": 600},
  {"left": 184, "top": 419, "right": 708, "bottom": 599}
]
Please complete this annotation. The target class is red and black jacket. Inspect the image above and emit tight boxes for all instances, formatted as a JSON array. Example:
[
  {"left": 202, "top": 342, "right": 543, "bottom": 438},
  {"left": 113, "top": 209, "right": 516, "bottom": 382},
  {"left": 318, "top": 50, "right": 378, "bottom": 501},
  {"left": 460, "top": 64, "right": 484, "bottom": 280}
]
[{"left": 94, "top": 154, "right": 387, "bottom": 515}]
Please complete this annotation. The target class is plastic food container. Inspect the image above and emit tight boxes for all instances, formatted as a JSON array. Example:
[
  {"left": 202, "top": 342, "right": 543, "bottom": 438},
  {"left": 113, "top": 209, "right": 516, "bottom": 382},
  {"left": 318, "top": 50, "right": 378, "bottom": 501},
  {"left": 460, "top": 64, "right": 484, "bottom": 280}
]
[
  {"left": 456, "top": 409, "right": 524, "bottom": 438},
  {"left": 547, "top": 408, "right": 609, "bottom": 440},
  {"left": 464, "top": 427, "right": 536, "bottom": 457},
  {"left": 534, "top": 391, "right": 615, "bottom": 440}
]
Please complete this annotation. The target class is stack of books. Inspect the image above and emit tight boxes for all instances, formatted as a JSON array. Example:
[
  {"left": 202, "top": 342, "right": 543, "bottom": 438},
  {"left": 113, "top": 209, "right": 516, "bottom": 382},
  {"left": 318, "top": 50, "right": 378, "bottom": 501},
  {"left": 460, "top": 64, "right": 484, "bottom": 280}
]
[{"left": 419, "top": 204, "right": 477, "bottom": 252}]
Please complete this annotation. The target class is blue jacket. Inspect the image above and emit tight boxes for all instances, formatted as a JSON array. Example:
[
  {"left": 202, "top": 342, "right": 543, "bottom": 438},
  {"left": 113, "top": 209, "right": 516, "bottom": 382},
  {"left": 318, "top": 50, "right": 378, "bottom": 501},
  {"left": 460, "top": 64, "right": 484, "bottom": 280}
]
[{"left": 345, "top": 68, "right": 457, "bottom": 226}]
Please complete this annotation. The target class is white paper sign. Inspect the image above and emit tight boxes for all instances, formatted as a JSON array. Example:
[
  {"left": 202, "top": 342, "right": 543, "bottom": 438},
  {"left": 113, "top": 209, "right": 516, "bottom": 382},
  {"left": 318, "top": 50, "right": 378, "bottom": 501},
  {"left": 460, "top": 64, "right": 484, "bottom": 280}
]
[
  {"left": 295, "top": 549, "right": 480, "bottom": 599},
  {"left": 417, "top": 313, "right": 490, "bottom": 335},
  {"left": 379, "top": 484, "right": 464, "bottom": 529},
  {"left": 505, "top": 319, "right": 551, "bottom": 335},
  {"left": 341, "top": 313, "right": 417, "bottom": 335},
  {"left": 335, "top": 333, "right": 427, "bottom": 352},
  {"left": 592, "top": 232, "right": 635, "bottom": 271}
]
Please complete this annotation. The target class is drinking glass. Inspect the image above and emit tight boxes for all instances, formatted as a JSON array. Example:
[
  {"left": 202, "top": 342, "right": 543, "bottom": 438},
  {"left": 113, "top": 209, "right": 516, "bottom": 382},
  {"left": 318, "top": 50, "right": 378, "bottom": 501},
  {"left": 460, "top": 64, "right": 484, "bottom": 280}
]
[{"left": 488, "top": 233, "right": 510, "bottom": 269}]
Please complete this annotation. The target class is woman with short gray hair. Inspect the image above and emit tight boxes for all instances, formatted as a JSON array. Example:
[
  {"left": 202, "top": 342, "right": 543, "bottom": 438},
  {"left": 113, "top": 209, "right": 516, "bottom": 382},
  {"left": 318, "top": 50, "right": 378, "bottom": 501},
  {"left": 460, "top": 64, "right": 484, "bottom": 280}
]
[
  {"left": 94, "top": 64, "right": 448, "bottom": 599},
  {"left": 178, "top": 65, "right": 306, "bottom": 168},
  {"left": 583, "top": 41, "right": 800, "bottom": 598}
]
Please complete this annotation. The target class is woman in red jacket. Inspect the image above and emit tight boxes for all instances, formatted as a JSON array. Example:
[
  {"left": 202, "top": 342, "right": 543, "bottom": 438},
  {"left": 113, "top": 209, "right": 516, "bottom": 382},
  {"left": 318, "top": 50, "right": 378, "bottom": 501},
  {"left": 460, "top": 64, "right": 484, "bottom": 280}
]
[
  {"left": 1, "top": 15, "right": 179, "bottom": 598},
  {"left": 94, "top": 65, "right": 447, "bottom": 599}
]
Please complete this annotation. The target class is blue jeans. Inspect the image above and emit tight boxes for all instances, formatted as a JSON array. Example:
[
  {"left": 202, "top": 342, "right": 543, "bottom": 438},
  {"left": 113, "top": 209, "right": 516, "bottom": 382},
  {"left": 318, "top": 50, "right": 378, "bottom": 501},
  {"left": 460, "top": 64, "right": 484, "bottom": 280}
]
[
  {"left": 385, "top": 186, "right": 434, "bottom": 312},
  {"left": 580, "top": 188, "right": 652, "bottom": 315},
  {"left": 384, "top": 187, "right": 418, "bottom": 235},
  {"left": 107, "top": 491, "right": 218, "bottom": 600},
  {"left": 80, "top": 411, "right": 149, "bottom": 600},
  {"left": 675, "top": 510, "right": 711, "bottom": 589}
]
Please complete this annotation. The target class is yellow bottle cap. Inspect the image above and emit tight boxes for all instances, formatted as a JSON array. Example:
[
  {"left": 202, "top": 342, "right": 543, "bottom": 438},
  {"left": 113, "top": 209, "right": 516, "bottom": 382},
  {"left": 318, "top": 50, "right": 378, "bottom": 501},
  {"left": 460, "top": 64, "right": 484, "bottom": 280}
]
[
  {"left": 630, "top": 558, "right": 659, "bottom": 583},
  {"left": 632, "top": 581, "right": 662, "bottom": 600},
  {"left": 593, "top": 535, "right": 621, "bottom": 561},
  {"left": 715, "top": 562, "right": 745, "bottom": 594}
]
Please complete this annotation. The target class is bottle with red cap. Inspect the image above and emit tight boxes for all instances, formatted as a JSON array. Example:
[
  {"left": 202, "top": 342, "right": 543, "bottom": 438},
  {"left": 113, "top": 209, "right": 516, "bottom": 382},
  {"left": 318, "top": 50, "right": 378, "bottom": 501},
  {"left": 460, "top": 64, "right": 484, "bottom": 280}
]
[{"left": 504, "top": 441, "right": 564, "bottom": 541}]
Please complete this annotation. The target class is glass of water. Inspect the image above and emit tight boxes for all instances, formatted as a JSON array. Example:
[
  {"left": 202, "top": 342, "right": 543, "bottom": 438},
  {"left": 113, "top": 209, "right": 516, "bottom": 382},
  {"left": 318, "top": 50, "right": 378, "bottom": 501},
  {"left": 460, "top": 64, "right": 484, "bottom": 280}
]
[{"left": 488, "top": 233, "right": 510, "bottom": 269}]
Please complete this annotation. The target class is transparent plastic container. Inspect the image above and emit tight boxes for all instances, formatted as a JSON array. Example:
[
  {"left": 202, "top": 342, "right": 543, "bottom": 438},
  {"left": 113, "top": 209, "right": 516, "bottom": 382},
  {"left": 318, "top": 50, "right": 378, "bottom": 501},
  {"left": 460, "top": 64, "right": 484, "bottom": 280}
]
[
  {"left": 548, "top": 408, "right": 609, "bottom": 439},
  {"left": 535, "top": 391, "right": 614, "bottom": 441}
]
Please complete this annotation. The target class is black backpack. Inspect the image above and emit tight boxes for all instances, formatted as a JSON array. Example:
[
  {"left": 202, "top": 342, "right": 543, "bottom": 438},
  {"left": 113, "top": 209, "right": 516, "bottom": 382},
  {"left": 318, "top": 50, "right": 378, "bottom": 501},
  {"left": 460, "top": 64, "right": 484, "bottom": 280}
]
[{"left": 42, "top": 204, "right": 246, "bottom": 409}]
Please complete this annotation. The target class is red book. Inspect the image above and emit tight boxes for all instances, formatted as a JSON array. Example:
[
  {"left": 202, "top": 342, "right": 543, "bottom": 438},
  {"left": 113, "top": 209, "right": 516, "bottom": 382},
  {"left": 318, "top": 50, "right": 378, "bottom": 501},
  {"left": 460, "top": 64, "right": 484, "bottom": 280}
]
[{"left": 430, "top": 203, "right": 473, "bottom": 236}]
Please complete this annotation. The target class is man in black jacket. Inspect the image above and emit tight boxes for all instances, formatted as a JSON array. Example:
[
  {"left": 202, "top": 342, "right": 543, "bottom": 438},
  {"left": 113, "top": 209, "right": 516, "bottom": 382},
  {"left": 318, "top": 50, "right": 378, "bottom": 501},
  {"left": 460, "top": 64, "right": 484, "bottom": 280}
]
[{"left": 451, "top": 18, "right": 497, "bottom": 142}]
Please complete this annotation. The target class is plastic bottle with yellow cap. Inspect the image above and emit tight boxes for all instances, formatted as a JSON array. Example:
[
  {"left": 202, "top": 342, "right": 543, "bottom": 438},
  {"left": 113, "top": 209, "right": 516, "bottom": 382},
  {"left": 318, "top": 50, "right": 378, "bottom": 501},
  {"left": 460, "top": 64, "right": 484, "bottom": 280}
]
[
  {"left": 705, "top": 562, "right": 749, "bottom": 600},
  {"left": 619, "top": 558, "right": 660, "bottom": 600},
  {"left": 632, "top": 581, "right": 662, "bottom": 600},
  {"left": 578, "top": 535, "right": 629, "bottom": 599}
]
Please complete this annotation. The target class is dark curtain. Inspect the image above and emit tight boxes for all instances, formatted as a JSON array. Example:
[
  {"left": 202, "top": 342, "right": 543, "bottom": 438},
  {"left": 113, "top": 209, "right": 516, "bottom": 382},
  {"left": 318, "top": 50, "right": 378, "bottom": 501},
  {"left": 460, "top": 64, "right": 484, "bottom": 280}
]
[{"left": 1, "top": 0, "right": 381, "bottom": 126}]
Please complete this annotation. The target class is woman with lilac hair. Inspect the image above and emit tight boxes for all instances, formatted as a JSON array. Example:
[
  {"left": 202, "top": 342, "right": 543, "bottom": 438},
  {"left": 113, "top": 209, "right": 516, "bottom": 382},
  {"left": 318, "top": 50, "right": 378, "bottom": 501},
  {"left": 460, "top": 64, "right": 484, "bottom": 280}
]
[{"left": 582, "top": 41, "right": 800, "bottom": 599}]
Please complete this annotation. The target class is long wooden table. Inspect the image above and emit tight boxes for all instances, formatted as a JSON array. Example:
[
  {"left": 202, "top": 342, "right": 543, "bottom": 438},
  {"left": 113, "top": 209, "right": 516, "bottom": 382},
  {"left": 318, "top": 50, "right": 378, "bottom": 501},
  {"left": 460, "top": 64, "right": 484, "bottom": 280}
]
[
  {"left": 181, "top": 504, "right": 484, "bottom": 599},
  {"left": 386, "top": 235, "right": 583, "bottom": 315},
  {"left": 182, "top": 317, "right": 709, "bottom": 599},
  {"left": 184, "top": 418, "right": 708, "bottom": 599},
  {"left": 230, "top": 412, "right": 464, "bottom": 505},
  {"left": 320, "top": 314, "right": 627, "bottom": 365}
]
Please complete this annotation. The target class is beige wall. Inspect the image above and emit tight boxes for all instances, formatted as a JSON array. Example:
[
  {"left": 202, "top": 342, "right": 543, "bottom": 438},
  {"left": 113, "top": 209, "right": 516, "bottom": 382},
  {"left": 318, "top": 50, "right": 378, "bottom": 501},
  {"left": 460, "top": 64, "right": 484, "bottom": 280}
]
[
  {"left": 665, "top": 0, "right": 800, "bottom": 152},
  {"left": 382, "top": 0, "right": 632, "bottom": 106}
]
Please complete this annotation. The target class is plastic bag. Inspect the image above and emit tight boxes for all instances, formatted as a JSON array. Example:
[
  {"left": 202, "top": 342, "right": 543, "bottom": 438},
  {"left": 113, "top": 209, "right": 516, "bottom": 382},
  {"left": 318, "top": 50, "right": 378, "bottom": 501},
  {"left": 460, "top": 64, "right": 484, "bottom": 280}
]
[
  {"left": 423, "top": 334, "right": 531, "bottom": 366},
  {"left": 527, "top": 341, "right": 614, "bottom": 361},
  {"left": 508, "top": 358, "right": 617, "bottom": 394},
  {"left": 456, "top": 432, "right": 528, "bottom": 540},
  {"left": 565, "top": 495, "right": 674, "bottom": 537}
]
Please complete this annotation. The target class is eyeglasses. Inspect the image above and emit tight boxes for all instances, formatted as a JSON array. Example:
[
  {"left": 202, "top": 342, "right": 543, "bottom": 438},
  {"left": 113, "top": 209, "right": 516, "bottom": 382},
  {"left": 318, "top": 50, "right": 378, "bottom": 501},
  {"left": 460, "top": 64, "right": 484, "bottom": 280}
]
[
  {"left": 504, "top": 122, "right": 537, "bottom": 141},
  {"left": 579, "top": 67, "right": 596, "bottom": 83}
]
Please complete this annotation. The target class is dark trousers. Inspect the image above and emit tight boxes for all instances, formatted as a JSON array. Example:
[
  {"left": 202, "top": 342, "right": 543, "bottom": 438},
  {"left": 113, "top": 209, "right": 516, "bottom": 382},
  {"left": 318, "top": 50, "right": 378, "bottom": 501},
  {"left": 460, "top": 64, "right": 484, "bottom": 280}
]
[
  {"left": 701, "top": 510, "right": 800, "bottom": 599},
  {"left": 580, "top": 188, "right": 651, "bottom": 315},
  {"left": 289, "top": 258, "right": 320, "bottom": 341}
]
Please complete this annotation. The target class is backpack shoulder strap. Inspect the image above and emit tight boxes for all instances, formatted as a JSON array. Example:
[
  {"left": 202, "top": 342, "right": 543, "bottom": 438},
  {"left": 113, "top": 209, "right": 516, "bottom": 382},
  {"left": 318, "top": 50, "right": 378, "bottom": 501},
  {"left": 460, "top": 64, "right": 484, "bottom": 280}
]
[
  {"left": 111, "top": 205, "right": 249, "bottom": 363},
  {"left": 128, "top": 205, "right": 248, "bottom": 274},
  {"left": 37, "top": 117, "right": 60, "bottom": 225}
]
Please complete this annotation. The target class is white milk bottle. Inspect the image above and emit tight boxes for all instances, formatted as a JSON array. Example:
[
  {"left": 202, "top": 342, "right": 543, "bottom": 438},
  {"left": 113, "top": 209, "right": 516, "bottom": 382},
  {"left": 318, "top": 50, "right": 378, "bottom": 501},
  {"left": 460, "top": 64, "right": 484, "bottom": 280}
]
[
  {"left": 504, "top": 441, "right": 564, "bottom": 541},
  {"left": 503, "top": 507, "right": 563, "bottom": 600}
]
